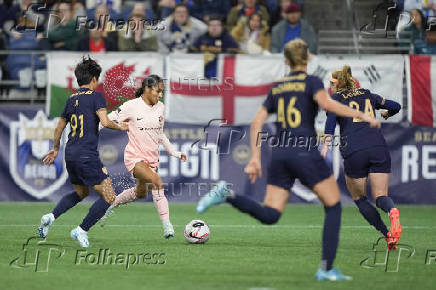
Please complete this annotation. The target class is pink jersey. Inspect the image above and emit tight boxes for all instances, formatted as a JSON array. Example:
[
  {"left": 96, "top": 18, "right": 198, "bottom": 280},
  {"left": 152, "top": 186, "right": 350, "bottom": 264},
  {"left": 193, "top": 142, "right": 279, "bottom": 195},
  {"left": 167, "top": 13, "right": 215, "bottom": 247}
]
[{"left": 108, "top": 98, "right": 177, "bottom": 172}]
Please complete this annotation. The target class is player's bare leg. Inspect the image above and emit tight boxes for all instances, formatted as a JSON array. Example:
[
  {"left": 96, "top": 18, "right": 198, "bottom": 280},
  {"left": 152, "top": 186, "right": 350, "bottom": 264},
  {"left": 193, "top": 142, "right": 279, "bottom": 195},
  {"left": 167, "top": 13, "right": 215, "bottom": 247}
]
[
  {"left": 369, "top": 173, "right": 401, "bottom": 247},
  {"left": 312, "top": 175, "right": 351, "bottom": 281},
  {"left": 131, "top": 162, "right": 174, "bottom": 238}
]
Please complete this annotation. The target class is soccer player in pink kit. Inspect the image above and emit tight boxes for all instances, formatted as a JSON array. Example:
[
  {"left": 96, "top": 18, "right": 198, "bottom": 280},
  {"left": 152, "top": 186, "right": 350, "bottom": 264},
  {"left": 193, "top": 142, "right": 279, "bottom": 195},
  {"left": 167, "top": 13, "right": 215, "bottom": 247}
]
[{"left": 101, "top": 75, "right": 187, "bottom": 238}]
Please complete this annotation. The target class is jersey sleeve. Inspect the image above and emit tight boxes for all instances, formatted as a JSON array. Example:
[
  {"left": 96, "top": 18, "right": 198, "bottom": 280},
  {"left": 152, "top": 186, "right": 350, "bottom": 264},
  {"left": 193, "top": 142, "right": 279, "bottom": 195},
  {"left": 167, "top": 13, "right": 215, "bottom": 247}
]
[
  {"left": 94, "top": 92, "right": 107, "bottom": 112},
  {"left": 324, "top": 113, "right": 337, "bottom": 135},
  {"left": 370, "top": 93, "right": 386, "bottom": 109},
  {"left": 308, "top": 76, "right": 324, "bottom": 99},
  {"left": 160, "top": 133, "right": 181, "bottom": 158},
  {"left": 262, "top": 89, "right": 276, "bottom": 113},
  {"left": 60, "top": 99, "right": 69, "bottom": 120}
]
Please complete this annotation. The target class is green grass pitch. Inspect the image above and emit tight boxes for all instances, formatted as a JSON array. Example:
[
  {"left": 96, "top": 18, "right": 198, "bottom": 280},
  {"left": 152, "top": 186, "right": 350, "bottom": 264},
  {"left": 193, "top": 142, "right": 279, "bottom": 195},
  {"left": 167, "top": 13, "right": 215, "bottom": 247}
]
[{"left": 1, "top": 202, "right": 435, "bottom": 290}]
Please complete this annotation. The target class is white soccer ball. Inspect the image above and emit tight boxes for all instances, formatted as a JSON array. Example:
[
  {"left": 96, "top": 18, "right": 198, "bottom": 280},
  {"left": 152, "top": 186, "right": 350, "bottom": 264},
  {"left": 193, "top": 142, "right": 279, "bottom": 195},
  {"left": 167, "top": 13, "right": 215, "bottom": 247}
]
[{"left": 184, "top": 220, "right": 210, "bottom": 244}]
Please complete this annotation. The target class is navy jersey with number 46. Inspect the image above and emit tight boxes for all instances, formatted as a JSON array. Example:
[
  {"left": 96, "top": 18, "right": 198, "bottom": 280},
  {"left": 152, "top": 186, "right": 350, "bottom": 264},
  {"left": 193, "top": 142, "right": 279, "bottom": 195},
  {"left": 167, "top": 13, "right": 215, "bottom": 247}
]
[
  {"left": 263, "top": 71, "right": 324, "bottom": 138},
  {"left": 61, "top": 88, "right": 107, "bottom": 161},
  {"left": 327, "top": 88, "right": 387, "bottom": 157}
]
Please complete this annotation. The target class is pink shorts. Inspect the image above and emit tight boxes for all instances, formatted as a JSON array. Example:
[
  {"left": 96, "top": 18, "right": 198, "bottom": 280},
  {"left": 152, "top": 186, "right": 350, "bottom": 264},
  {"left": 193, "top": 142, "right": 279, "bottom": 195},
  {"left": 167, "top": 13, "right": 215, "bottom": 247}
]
[{"left": 124, "top": 157, "right": 158, "bottom": 174}]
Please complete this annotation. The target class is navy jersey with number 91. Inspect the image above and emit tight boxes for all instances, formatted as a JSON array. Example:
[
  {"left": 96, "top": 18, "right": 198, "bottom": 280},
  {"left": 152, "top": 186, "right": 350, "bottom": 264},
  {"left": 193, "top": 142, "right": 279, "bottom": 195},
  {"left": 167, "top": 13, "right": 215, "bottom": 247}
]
[{"left": 61, "top": 88, "right": 107, "bottom": 161}]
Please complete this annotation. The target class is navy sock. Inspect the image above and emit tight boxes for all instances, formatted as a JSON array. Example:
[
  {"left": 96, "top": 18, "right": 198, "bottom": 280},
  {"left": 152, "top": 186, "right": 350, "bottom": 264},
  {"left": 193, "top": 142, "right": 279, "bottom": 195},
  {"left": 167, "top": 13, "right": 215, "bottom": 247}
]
[
  {"left": 79, "top": 198, "right": 111, "bottom": 232},
  {"left": 226, "top": 195, "right": 281, "bottom": 225},
  {"left": 321, "top": 202, "right": 341, "bottom": 271},
  {"left": 375, "top": 196, "right": 395, "bottom": 214},
  {"left": 355, "top": 197, "right": 389, "bottom": 237},
  {"left": 52, "top": 192, "right": 81, "bottom": 219}
]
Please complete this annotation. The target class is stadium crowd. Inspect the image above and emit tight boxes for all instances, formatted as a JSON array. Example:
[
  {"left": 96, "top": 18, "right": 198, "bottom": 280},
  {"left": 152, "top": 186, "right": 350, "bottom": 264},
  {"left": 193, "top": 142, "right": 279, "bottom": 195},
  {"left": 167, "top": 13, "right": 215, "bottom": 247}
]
[{"left": 0, "top": 0, "right": 436, "bottom": 92}]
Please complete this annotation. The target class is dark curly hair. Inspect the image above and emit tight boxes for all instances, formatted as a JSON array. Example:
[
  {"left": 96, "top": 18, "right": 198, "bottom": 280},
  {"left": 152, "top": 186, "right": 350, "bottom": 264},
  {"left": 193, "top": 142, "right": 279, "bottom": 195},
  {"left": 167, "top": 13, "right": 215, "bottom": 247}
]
[{"left": 135, "top": 74, "right": 163, "bottom": 98}]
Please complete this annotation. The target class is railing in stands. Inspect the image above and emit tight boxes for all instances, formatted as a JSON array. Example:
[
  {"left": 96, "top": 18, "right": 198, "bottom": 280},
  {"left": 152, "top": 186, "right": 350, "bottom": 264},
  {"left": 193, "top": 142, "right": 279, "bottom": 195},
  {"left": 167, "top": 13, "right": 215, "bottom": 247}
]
[{"left": 0, "top": 50, "right": 48, "bottom": 103}]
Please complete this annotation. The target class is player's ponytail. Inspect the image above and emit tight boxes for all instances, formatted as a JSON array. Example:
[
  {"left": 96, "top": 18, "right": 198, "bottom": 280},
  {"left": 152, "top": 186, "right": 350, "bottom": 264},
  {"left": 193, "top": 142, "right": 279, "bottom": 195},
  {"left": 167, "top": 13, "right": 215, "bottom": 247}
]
[
  {"left": 135, "top": 74, "right": 163, "bottom": 98},
  {"left": 332, "top": 65, "right": 355, "bottom": 92},
  {"left": 284, "top": 38, "right": 308, "bottom": 67}
]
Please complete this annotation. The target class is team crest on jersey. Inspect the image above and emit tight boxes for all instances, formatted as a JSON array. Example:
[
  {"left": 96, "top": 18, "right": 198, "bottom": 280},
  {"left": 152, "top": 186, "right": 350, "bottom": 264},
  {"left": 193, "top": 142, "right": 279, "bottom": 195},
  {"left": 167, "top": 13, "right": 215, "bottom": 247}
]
[{"left": 9, "top": 111, "right": 68, "bottom": 199}]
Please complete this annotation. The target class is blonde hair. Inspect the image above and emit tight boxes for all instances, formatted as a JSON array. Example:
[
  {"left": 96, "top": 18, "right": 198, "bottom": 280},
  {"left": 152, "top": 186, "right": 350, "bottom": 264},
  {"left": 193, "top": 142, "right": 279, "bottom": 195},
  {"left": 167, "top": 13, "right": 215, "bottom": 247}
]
[
  {"left": 332, "top": 65, "right": 355, "bottom": 91},
  {"left": 284, "top": 38, "right": 308, "bottom": 67}
]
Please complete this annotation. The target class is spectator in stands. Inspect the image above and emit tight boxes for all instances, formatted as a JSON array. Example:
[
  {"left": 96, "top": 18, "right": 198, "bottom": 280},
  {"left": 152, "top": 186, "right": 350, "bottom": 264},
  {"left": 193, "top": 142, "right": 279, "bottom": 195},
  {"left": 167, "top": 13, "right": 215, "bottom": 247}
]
[
  {"left": 231, "top": 12, "right": 270, "bottom": 54},
  {"left": 120, "top": 1, "right": 155, "bottom": 22},
  {"left": 399, "top": 8, "right": 427, "bottom": 53},
  {"left": 191, "top": 15, "right": 239, "bottom": 77},
  {"left": 71, "top": 0, "right": 86, "bottom": 19},
  {"left": 2, "top": 0, "right": 45, "bottom": 38},
  {"left": 47, "top": 1, "right": 81, "bottom": 50},
  {"left": 86, "top": 0, "right": 119, "bottom": 23},
  {"left": 226, "top": 0, "right": 269, "bottom": 31},
  {"left": 87, "top": 0, "right": 122, "bottom": 14},
  {"left": 0, "top": 0, "right": 17, "bottom": 30},
  {"left": 117, "top": 5, "right": 158, "bottom": 51},
  {"left": 77, "top": 28, "right": 118, "bottom": 52},
  {"left": 271, "top": 3, "right": 317, "bottom": 53},
  {"left": 191, "top": 15, "right": 239, "bottom": 54},
  {"left": 188, "top": 0, "right": 232, "bottom": 23},
  {"left": 269, "top": 0, "right": 292, "bottom": 27},
  {"left": 403, "top": 0, "right": 436, "bottom": 17},
  {"left": 157, "top": 0, "right": 232, "bottom": 21},
  {"left": 158, "top": 3, "right": 207, "bottom": 53}
]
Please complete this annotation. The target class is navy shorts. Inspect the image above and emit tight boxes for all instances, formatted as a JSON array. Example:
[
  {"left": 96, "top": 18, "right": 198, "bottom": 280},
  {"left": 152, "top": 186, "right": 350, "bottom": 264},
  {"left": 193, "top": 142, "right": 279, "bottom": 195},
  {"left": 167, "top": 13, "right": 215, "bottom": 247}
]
[
  {"left": 343, "top": 147, "right": 391, "bottom": 178},
  {"left": 267, "top": 148, "right": 332, "bottom": 190},
  {"left": 65, "top": 158, "right": 108, "bottom": 186}
]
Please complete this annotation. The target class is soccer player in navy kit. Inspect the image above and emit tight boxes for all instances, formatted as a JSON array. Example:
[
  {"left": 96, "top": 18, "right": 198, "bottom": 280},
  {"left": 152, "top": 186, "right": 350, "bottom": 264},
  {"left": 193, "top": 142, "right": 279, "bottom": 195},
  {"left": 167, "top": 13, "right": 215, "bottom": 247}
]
[
  {"left": 197, "top": 39, "right": 380, "bottom": 281},
  {"left": 321, "top": 66, "right": 402, "bottom": 250},
  {"left": 38, "top": 57, "right": 128, "bottom": 247}
]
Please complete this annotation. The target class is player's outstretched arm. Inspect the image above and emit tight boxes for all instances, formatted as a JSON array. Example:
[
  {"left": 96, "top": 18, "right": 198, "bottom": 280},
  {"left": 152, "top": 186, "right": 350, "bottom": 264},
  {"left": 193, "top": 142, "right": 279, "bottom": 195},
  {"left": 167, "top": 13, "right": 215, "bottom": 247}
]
[
  {"left": 97, "top": 108, "right": 128, "bottom": 131},
  {"left": 245, "top": 106, "right": 269, "bottom": 184},
  {"left": 321, "top": 113, "right": 337, "bottom": 158},
  {"left": 315, "top": 90, "right": 381, "bottom": 128},
  {"left": 43, "top": 117, "right": 67, "bottom": 165},
  {"left": 160, "top": 133, "right": 187, "bottom": 162}
]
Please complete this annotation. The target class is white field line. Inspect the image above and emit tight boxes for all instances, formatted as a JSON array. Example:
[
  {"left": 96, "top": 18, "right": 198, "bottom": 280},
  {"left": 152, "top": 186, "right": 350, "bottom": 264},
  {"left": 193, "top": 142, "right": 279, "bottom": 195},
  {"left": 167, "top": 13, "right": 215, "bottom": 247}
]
[{"left": 0, "top": 224, "right": 434, "bottom": 229}]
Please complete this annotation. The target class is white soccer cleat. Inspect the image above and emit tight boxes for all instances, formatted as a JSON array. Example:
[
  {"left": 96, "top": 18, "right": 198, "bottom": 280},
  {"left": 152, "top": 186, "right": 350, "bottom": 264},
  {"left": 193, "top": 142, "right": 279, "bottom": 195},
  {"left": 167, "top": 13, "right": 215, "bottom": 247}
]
[
  {"left": 71, "top": 227, "right": 90, "bottom": 248},
  {"left": 163, "top": 220, "right": 175, "bottom": 239},
  {"left": 99, "top": 204, "right": 115, "bottom": 227},
  {"left": 38, "top": 213, "right": 54, "bottom": 238}
]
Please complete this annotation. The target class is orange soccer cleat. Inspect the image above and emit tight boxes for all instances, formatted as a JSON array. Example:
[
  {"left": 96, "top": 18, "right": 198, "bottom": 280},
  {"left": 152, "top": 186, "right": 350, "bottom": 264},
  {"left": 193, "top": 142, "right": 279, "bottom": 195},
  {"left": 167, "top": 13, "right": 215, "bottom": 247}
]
[
  {"left": 385, "top": 232, "right": 398, "bottom": 250},
  {"left": 389, "top": 208, "right": 402, "bottom": 240}
]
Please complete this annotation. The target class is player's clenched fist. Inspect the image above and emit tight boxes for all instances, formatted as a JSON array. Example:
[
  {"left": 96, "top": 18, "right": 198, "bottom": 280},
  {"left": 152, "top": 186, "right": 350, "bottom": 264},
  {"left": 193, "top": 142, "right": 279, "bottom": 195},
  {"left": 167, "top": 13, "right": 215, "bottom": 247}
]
[{"left": 244, "top": 158, "right": 262, "bottom": 184}]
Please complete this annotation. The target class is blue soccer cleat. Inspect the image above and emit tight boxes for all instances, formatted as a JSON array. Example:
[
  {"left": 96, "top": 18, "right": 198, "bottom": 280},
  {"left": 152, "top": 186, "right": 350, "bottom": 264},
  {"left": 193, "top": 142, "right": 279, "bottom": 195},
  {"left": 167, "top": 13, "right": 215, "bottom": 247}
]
[
  {"left": 196, "top": 180, "right": 230, "bottom": 214},
  {"left": 71, "top": 227, "right": 90, "bottom": 248},
  {"left": 315, "top": 268, "right": 352, "bottom": 281},
  {"left": 38, "top": 213, "right": 54, "bottom": 238}
]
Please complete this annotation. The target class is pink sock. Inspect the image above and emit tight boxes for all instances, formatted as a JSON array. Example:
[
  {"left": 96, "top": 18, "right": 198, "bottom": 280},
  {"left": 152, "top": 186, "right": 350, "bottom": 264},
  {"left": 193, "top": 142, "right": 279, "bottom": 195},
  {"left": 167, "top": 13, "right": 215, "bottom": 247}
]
[
  {"left": 113, "top": 187, "right": 137, "bottom": 207},
  {"left": 152, "top": 188, "right": 169, "bottom": 221}
]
